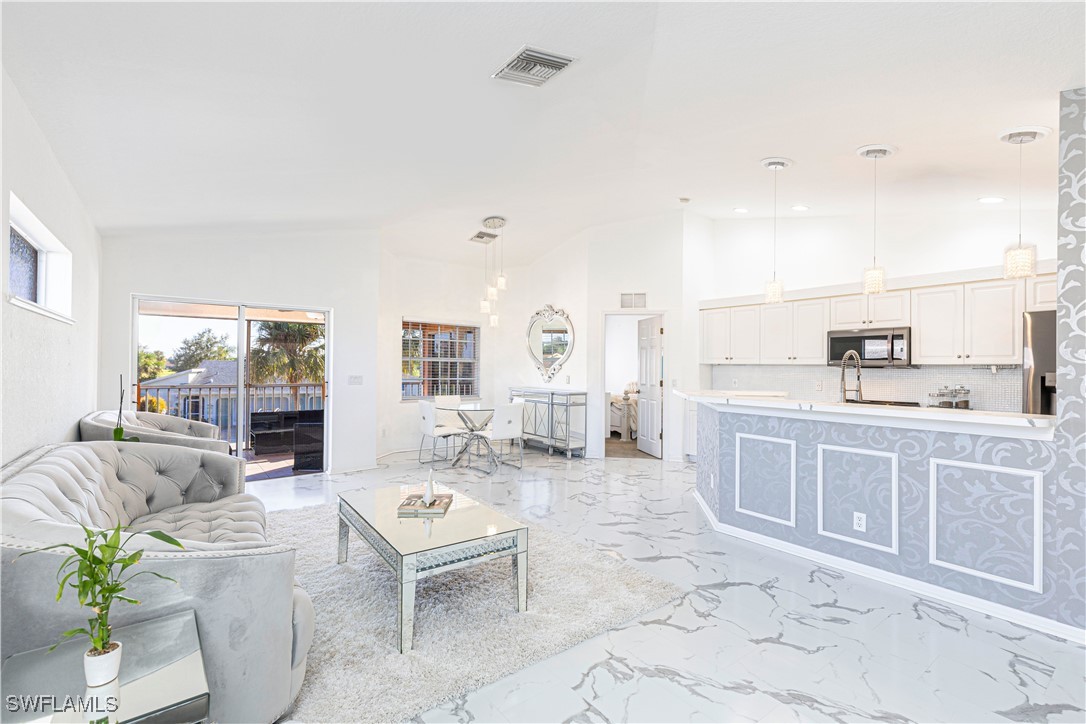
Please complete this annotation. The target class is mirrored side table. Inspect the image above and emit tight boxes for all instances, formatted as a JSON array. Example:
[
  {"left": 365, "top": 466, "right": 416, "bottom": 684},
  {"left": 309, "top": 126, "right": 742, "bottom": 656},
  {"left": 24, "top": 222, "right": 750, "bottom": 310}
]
[{"left": 1, "top": 609, "right": 209, "bottom": 723}]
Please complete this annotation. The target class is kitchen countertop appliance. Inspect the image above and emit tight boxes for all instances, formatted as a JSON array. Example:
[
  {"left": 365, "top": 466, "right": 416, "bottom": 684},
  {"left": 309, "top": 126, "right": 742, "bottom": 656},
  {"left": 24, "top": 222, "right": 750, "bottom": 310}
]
[{"left": 1023, "top": 310, "right": 1057, "bottom": 415}]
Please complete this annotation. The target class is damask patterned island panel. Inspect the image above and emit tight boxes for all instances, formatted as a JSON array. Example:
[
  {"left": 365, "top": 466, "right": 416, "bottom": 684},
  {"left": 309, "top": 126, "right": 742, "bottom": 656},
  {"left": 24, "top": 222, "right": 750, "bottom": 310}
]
[{"left": 693, "top": 401, "right": 1080, "bottom": 630}]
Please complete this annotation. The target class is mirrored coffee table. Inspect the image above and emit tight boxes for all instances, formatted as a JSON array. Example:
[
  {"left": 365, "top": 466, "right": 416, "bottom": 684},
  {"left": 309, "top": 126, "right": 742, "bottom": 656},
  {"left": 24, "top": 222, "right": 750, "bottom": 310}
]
[{"left": 337, "top": 483, "right": 528, "bottom": 653}]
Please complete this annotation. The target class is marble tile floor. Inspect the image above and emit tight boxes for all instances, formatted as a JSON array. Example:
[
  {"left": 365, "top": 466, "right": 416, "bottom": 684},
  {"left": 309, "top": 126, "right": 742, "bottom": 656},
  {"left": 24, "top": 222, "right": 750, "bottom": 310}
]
[{"left": 248, "top": 452, "right": 1086, "bottom": 724}]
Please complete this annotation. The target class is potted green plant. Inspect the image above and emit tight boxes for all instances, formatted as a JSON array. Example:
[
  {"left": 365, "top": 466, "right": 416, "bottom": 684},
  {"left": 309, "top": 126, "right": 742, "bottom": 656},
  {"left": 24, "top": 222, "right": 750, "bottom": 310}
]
[
  {"left": 113, "top": 374, "right": 139, "bottom": 443},
  {"left": 19, "top": 524, "right": 183, "bottom": 686}
]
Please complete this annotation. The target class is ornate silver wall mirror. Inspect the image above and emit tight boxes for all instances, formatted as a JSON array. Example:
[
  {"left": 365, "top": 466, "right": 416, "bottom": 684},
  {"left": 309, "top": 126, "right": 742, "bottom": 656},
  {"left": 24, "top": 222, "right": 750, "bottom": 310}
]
[{"left": 527, "top": 305, "right": 574, "bottom": 382}]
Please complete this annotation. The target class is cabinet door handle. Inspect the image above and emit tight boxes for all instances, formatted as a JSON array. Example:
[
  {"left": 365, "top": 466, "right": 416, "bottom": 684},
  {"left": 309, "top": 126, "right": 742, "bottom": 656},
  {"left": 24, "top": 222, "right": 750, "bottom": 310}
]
[
  {"left": 957, "top": 354, "right": 962, "bottom": 359},
  {"left": 965, "top": 354, "right": 971, "bottom": 359}
]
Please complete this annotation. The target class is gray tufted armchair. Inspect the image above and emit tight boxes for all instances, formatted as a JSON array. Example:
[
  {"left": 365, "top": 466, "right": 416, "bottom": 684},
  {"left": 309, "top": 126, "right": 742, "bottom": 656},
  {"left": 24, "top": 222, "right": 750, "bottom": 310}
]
[
  {"left": 1, "top": 442, "right": 314, "bottom": 723},
  {"left": 80, "top": 409, "right": 231, "bottom": 453}
]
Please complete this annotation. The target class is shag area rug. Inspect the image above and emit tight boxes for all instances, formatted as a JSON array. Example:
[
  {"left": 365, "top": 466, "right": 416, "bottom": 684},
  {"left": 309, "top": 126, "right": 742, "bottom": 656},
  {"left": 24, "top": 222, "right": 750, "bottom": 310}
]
[{"left": 269, "top": 502, "right": 682, "bottom": 723}]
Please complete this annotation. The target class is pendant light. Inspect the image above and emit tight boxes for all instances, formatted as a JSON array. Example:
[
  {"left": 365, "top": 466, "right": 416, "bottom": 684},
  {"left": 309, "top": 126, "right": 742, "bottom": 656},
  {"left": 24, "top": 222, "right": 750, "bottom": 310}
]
[
  {"left": 479, "top": 239, "right": 491, "bottom": 314},
  {"left": 761, "top": 157, "right": 792, "bottom": 304},
  {"left": 857, "top": 144, "right": 896, "bottom": 294},
  {"left": 482, "top": 216, "right": 504, "bottom": 299},
  {"left": 1000, "top": 127, "right": 1049, "bottom": 278}
]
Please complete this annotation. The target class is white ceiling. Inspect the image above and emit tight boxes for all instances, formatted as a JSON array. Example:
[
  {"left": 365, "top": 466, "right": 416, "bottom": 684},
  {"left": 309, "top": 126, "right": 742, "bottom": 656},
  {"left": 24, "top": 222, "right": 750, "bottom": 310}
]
[{"left": 3, "top": 2, "right": 1083, "bottom": 265}]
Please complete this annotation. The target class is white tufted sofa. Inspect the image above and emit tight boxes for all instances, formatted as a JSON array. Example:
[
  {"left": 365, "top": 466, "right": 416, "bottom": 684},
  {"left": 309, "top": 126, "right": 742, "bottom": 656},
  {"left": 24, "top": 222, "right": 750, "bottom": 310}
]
[
  {"left": 80, "top": 409, "right": 231, "bottom": 454},
  {"left": 1, "top": 442, "right": 314, "bottom": 723}
]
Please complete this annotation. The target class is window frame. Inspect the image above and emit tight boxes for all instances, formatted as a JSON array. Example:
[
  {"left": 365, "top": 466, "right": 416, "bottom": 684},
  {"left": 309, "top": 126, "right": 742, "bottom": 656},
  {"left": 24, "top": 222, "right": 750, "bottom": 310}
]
[
  {"left": 7, "top": 192, "right": 74, "bottom": 324},
  {"left": 401, "top": 319, "right": 481, "bottom": 401},
  {"left": 8, "top": 223, "right": 45, "bottom": 306}
]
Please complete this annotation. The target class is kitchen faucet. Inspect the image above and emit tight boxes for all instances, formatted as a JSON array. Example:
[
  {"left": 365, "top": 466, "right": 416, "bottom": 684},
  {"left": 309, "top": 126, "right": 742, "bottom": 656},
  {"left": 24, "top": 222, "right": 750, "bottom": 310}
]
[{"left": 841, "top": 349, "right": 863, "bottom": 402}]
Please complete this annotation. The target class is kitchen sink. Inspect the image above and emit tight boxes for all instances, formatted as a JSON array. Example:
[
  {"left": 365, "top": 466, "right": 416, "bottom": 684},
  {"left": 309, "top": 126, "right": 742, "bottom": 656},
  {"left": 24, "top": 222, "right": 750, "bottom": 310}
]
[{"left": 843, "top": 399, "right": 922, "bottom": 408}]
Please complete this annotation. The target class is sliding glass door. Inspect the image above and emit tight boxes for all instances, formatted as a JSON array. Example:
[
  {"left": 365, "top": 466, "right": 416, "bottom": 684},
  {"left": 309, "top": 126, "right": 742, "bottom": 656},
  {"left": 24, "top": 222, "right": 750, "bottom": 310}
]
[{"left": 134, "top": 298, "right": 328, "bottom": 480}]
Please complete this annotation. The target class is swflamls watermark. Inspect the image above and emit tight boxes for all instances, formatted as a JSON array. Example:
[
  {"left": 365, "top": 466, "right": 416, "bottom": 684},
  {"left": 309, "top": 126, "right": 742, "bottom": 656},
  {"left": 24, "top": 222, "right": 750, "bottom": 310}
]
[{"left": 5, "top": 694, "right": 119, "bottom": 714}]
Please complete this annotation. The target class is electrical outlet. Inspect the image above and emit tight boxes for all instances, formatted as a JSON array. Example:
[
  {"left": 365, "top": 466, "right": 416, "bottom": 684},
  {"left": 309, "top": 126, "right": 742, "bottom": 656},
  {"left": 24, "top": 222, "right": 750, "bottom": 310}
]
[
  {"left": 815, "top": 380, "right": 823, "bottom": 392},
  {"left": 732, "top": 378, "right": 739, "bottom": 388},
  {"left": 853, "top": 512, "right": 867, "bottom": 532},
  {"left": 347, "top": 375, "right": 364, "bottom": 386},
  {"left": 710, "top": 472, "right": 716, "bottom": 489},
  {"left": 565, "top": 375, "right": 570, "bottom": 384}
]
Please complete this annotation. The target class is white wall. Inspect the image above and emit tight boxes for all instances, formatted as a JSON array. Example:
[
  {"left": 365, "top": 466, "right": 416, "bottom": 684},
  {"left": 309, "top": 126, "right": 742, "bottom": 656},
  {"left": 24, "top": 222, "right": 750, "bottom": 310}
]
[
  {"left": 604, "top": 315, "right": 641, "bottom": 395},
  {"left": 707, "top": 208, "right": 1054, "bottom": 299},
  {"left": 97, "top": 227, "right": 380, "bottom": 473},
  {"left": 2, "top": 73, "right": 102, "bottom": 463},
  {"left": 376, "top": 246, "right": 496, "bottom": 457}
]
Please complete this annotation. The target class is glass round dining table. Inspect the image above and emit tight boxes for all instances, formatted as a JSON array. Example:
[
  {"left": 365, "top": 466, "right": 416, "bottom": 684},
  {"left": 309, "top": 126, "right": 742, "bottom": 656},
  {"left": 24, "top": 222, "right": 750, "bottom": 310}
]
[
  {"left": 435, "top": 403, "right": 494, "bottom": 432},
  {"left": 434, "top": 403, "right": 496, "bottom": 468}
]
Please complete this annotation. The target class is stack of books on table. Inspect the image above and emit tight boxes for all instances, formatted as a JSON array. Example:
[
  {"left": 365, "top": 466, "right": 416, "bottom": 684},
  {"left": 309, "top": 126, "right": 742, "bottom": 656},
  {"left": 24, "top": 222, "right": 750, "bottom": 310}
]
[{"left": 397, "top": 493, "right": 453, "bottom": 518}]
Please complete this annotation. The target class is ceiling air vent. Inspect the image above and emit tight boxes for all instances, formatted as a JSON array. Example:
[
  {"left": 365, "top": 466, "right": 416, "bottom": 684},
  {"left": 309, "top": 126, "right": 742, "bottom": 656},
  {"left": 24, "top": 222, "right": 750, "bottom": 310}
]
[
  {"left": 493, "top": 46, "right": 576, "bottom": 87},
  {"left": 469, "top": 231, "right": 497, "bottom": 244},
  {"left": 620, "top": 293, "right": 647, "bottom": 309}
]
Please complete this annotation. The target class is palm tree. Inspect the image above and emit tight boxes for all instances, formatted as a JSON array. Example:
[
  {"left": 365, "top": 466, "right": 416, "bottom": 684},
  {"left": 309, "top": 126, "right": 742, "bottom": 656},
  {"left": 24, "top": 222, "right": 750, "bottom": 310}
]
[{"left": 248, "top": 322, "right": 325, "bottom": 410}]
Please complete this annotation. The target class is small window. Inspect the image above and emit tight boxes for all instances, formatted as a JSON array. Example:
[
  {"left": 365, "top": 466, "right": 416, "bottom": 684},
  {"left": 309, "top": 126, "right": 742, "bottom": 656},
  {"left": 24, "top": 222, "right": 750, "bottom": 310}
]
[
  {"left": 8, "top": 227, "right": 40, "bottom": 303},
  {"left": 401, "top": 321, "right": 479, "bottom": 400},
  {"left": 7, "top": 192, "right": 73, "bottom": 319}
]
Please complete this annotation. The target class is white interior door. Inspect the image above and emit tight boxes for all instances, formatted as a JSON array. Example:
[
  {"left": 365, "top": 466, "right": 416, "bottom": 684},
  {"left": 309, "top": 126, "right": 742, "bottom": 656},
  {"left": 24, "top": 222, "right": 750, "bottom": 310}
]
[{"left": 637, "top": 315, "right": 664, "bottom": 458}]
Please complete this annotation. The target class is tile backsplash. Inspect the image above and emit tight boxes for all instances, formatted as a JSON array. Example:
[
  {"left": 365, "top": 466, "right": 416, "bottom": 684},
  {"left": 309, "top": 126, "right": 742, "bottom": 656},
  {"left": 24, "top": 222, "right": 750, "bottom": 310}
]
[{"left": 710, "top": 364, "right": 1022, "bottom": 413}]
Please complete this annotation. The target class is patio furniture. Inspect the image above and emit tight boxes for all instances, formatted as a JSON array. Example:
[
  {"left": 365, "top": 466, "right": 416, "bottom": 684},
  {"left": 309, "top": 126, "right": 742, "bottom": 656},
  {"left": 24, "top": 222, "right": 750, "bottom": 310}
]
[
  {"left": 80, "top": 409, "right": 230, "bottom": 454},
  {"left": 250, "top": 409, "right": 323, "bottom": 455},
  {"left": 1, "top": 441, "right": 315, "bottom": 724},
  {"left": 337, "top": 483, "right": 528, "bottom": 653},
  {"left": 293, "top": 422, "right": 324, "bottom": 471}
]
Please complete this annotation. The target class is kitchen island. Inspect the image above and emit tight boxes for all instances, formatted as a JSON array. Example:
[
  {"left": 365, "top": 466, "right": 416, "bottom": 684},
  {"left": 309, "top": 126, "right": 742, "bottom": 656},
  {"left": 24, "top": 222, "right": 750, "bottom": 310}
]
[{"left": 676, "top": 390, "right": 1076, "bottom": 638}]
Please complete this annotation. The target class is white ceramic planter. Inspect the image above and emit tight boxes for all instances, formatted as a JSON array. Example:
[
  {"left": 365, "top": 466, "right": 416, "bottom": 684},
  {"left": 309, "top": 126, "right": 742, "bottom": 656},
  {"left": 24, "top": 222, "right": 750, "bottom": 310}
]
[{"left": 84, "top": 641, "right": 122, "bottom": 687}]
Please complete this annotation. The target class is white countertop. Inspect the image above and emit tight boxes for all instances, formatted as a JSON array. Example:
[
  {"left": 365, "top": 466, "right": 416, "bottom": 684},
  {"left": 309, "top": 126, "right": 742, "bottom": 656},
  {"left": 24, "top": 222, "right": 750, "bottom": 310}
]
[{"left": 675, "top": 390, "right": 1056, "bottom": 441}]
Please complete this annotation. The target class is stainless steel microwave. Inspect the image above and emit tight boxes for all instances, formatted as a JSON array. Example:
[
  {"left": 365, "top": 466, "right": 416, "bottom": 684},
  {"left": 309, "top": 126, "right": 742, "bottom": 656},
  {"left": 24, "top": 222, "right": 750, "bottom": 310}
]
[{"left": 827, "top": 328, "right": 911, "bottom": 367}]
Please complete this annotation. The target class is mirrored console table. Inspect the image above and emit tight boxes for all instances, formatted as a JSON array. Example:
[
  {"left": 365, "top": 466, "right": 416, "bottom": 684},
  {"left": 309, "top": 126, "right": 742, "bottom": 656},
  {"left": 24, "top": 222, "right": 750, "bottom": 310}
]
[{"left": 508, "top": 387, "right": 587, "bottom": 458}]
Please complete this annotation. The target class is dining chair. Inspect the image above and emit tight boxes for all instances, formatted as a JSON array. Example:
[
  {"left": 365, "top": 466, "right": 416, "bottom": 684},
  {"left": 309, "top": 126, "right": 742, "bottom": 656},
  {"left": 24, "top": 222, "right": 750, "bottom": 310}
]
[
  {"left": 418, "top": 400, "right": 466, "bottom": 465},
  {"left": 434, "top": 394, "right": 462, "bottom": 429},
  {"left": 473, "top": 402, "right": 524, "bottom": 471}
]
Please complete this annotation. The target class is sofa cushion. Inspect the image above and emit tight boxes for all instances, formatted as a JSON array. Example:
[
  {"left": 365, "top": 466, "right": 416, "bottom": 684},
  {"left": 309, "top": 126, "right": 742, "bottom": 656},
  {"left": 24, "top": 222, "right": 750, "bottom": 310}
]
[{"left": 128, "top": 494, "right": 267, "bottom": 545}]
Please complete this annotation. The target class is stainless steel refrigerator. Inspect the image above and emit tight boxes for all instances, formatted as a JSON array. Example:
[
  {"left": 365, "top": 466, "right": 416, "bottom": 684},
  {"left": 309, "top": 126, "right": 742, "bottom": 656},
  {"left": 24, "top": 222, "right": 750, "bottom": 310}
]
[{"left": 1023, "top": 310, "right": 1057, "bottom": 415}]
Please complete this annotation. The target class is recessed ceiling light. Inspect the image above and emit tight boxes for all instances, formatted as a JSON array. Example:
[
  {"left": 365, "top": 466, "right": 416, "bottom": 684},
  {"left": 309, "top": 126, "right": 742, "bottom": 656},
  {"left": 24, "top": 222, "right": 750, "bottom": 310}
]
[
  {"left": 978, "top": 196, "right": 1006, "bottom": 204},
  {"left": 791, "top": 205, "right": 809, "bottom": 211},
  {"left": 733, "top": 207, "right": 748, "bottom": 214}
]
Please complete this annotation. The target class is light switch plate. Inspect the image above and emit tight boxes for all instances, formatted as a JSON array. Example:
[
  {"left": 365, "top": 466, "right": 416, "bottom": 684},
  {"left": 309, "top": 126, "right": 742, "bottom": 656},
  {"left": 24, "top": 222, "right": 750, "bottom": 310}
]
[{"left": 347, "top": 375, "right": 364, "bottom": 386}]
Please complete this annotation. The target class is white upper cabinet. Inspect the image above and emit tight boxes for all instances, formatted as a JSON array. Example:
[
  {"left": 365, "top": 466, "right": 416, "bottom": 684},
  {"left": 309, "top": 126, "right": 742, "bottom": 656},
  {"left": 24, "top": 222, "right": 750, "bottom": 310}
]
[
  {"left": 702, "top": 272, "right": 1027, "bottom": 368},
  {"left": 911, "top": 285, "right": 965, "bottom": 364},
  {"left": 911, "top": 280, "right": 1022, "bottom": 365},
  {"left": 699, "top": 308, "right": 731, "bottom": 364},
  {"left": 700, "top": 306, "right": 760, "bottom": 364},
  {"left": 729, "top": 306, "right": 762, "bottom": 364},
  {"left": 761, "top": 299, "right": 829, "bottom": 364},
  {"left": 868, "top": 290, "right": 911, "bottom": 327},
  {"left": 792, "top": 299, "right": 830, "bottom": 364},
  {"left": 1026, "top": 274, "right": 1058, "bottom": 311},
  {"left": 964, "top": 279, "right": 1024, "bottom": 364},
  {"left": 829, "top": 291, "right": 910, "bottom": 330},
  {"left": 829, "top": 295, "right": 867, "bottom": 330},
  {"left": 759, "top": 304, "right": 794, "bottom": 364}
]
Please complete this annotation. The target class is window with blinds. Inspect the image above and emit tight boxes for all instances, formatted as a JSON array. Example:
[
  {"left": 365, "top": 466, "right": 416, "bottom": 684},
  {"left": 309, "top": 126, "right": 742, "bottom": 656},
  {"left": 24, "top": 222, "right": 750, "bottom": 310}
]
[{"left": 401, "top": 321, "right": 479, "bottom": 400}]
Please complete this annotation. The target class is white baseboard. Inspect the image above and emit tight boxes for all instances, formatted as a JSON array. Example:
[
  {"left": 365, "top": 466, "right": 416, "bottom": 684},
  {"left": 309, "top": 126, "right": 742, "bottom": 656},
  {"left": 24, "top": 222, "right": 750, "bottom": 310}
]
[{"left": 692, "top": 491, "right": 1086, "bottom": 645}]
